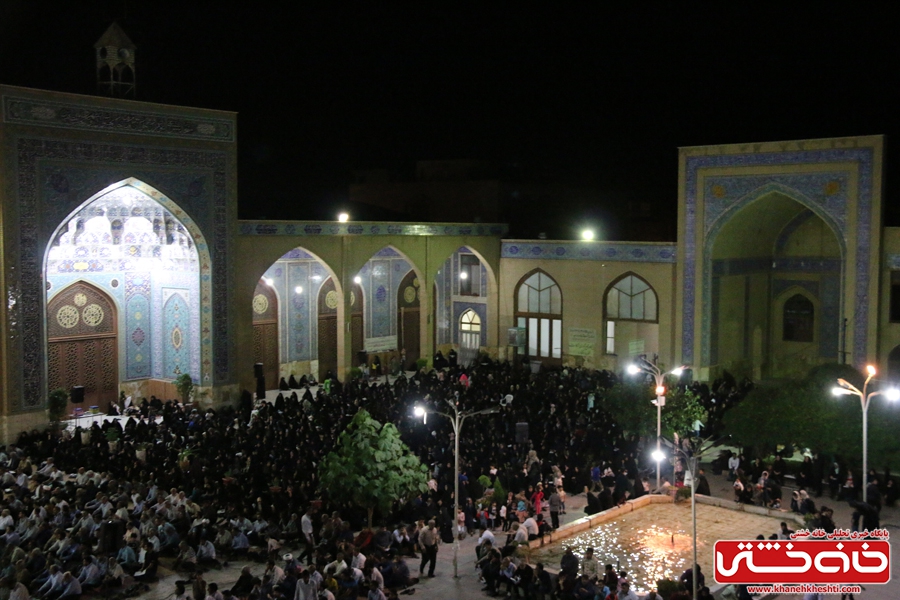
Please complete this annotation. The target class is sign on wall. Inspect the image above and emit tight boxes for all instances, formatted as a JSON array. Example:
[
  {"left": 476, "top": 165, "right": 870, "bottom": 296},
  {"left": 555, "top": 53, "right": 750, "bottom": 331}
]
[
  {"left": 568, "top": 328, "right": 596, "bottom": 357},
  {"left": 365, "top": 335, "right": 398, "bottom": 353}
]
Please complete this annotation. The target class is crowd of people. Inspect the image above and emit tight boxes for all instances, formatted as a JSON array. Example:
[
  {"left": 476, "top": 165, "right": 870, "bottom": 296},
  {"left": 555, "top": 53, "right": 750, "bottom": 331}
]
[{"left": 0, "top": 358, "right": 756, "bottom": 600}]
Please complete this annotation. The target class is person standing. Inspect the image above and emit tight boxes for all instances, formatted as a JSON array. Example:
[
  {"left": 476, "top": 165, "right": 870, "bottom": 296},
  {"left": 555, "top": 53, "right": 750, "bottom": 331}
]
[
  {"left": 548, "top": 486, "right": 561, "bottom": 530},
  {"left": 300, "top": 508, "right": 315, "bottom": 565},
  {"left": 418, "top": 520, "right": 438, "bottom": 578}
]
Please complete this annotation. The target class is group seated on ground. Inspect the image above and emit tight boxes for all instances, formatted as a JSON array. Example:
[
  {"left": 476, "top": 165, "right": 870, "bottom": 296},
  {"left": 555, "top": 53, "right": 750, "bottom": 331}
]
[{"left": 0, "top": 358, "right": 750, "bottom": 599}]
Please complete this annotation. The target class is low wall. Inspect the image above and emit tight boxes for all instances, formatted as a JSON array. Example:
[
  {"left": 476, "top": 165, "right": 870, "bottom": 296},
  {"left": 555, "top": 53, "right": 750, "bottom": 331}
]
[{"left": 528, "top": 493, "right": 672, "bottom": 550}]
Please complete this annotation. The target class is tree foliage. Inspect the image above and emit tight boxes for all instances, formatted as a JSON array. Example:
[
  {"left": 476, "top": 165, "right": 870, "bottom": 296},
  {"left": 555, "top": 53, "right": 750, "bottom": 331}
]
[
  {"left": 319, "top": 409, "right": 429, "bottom": 527},
  {"left": 661, "top": 389, "right": 707, "bottom": 438},
  {"left": 722, "top": 363, "right": 900, "bottom": 468},
  {"left": 600, "top": 382, "right": 655, "bottom": 436}
]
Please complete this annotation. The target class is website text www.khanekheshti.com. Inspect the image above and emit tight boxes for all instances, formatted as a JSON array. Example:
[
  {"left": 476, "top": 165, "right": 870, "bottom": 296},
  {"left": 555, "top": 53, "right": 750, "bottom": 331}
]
[{"left": 746, "top": 584, "right": 862, "bottom": 595}]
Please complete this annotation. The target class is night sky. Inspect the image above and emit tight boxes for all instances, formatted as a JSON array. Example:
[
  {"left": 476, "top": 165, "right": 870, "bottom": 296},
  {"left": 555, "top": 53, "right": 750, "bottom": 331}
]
[{"left": 2, "top": 3, "right": 899, "bottom": 239}]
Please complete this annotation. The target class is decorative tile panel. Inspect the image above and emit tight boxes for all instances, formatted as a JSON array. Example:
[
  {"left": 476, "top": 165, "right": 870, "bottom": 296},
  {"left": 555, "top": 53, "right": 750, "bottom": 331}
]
[
  {"left": 238, "top": 221, "right": 508, "bottom": 236},
  {"left": 682, "top": 147, "right": 874, "bottom": 367},
  {"left": 2, "top": 95, "right": 235, "bottom": 141},
  {"left": 502, "top": 242, "right": 677, "bottom": 262},
  {"left": 8, "top": 139, "right": 229, "bottom": 410}
]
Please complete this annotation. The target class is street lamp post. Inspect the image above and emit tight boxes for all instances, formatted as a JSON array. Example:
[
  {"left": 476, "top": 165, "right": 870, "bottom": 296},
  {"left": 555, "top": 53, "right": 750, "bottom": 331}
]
[
  {"left": 627, "top": 358, "right": 687, "bottom": 490},
  {"left": 414, "top": 399, "right": 499, "bottom": 578},
  {"left": 659, "top": 436, "right": 722, "bottom": 600},
  {"left": 832, "top": 365, "right": 900, "bottom": 490}
]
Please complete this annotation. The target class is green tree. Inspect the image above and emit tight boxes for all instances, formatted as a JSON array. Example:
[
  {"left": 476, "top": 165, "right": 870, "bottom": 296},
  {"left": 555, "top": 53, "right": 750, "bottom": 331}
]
[
  {"left": 319, "top": 409, "right": 429, "bottom": 527},
  {"left": 661, "top": 389, "right": 707, "bottom": 437},
  {"left": 600, "top": 382, "right": 656, "bottom": 436},
  {"left": 722, "top": 363, "right": 900, "bottom": 469}
]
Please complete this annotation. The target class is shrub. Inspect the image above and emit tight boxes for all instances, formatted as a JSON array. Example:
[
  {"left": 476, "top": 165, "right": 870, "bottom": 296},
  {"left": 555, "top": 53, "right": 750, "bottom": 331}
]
[
  {"left": 416, "top": 358, "right": 428, "bottom": 371},
  {"left": 656, "top": 578, "right": 685, "bottom": 599}
]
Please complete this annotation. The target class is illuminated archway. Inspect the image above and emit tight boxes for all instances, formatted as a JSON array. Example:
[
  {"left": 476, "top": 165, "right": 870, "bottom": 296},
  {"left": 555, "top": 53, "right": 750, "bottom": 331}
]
[{"left": 44, "top": 178, "right": 210, "bottom": 398}]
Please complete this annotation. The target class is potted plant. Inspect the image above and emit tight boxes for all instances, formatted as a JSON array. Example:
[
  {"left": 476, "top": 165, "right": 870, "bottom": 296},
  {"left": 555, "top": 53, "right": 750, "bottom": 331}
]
[
  {"left": 174, "top": 373, "right": 194, "bottom": 404},
  {"left": 105, "top": 427, "right": 120, "bottom": 452},
  {"left": 178, "top": 448, "right": 193, "bottom": 470},
  {"left": 134, "top": 442, "right": 148, "bottom": 462},
  {"left": 47, "top": 388, "right": 69, "bottom": 430}
]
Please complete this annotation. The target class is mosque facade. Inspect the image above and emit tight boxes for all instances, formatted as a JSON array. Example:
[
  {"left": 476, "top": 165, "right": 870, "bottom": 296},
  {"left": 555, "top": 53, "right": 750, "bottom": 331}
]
[{"left": 1, "top": 84, "right": 897, "bottom": 441}]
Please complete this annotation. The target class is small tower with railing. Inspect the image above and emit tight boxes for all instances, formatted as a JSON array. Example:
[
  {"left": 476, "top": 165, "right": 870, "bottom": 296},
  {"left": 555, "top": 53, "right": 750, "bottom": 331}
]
[{"left": 95, "top": 22, "right": 136, "bottom": 98}]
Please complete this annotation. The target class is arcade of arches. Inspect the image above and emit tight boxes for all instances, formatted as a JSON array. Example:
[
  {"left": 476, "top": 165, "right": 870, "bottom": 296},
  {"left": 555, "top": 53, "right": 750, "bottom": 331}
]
[{"left": 2, "top": 86, "right": 898, "bottom": 438}]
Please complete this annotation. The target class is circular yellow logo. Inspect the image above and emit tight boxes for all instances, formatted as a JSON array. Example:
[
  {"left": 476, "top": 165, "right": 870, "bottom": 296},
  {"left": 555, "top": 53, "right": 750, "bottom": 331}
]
[
  {"left": 252, "top": 294, "right": 269, "bottom": 314},
  {"left": 82, "top": 304, "right": 104, "bottom": 326},
  {"left": 56, "top": 305, "right": 79, "bottom": 328},
  {"left": 325, "top": 290, "right": 339, "bottom": 309}
]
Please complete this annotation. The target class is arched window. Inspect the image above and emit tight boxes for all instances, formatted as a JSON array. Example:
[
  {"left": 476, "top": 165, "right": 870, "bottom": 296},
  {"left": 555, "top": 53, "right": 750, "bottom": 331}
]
[
  {"left": 783, "top": 294, "right": 814, "bottom": 342},
  {"left": 515, "top": 270, "right": 562, "bottom": 360},
  {"left": 605, "top": 275, "right": 657, "bottom": 322},
  {"left": 460, "top": 309, "right": 481, "bottom": 334},
  {"left": 459, "top": 309, "right": 482, "bottom": 366},
  {"left": 604, "top": 274, "right": 658, "bottom": 355}
]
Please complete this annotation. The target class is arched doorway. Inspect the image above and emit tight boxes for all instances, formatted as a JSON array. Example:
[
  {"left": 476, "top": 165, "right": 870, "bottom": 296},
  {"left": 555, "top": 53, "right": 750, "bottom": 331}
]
[
  {"left": 252, "top": 279, "right": 279, "bottom": 390},
  {"left": 459, "top": 309, "right": 481, "bottom": 366},
  {"left": 47, "top": 282, "right": 118, "bottom": 412},
  {"left": 350, "top": 282, "right": 364, "bottom": 365},
  {"left": 603, "top": 273, "right": 658, "bottom": 361},
  {"left": 514, "top": 270, "right": 562, "bottom": 366},
  {"left": 708, "top": 194, "right": 842, "bottom": 378},
  {"left": 398, "top": 270, "right": 421, "bottom": 369},
  {"left": 318, "top": 278, "right": 339, "bottom": 380}
]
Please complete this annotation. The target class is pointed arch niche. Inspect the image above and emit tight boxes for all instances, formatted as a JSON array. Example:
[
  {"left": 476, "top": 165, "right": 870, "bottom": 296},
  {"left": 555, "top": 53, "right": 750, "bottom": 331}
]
[
  {"left": 257, "top": 246, "right": 341, "bottom": 385},
  {"left": 434, "top": 246, "right": 493, "bottom": 355},
  {"left": 44, "top": 178, "right": 211, "bottom": 401}
]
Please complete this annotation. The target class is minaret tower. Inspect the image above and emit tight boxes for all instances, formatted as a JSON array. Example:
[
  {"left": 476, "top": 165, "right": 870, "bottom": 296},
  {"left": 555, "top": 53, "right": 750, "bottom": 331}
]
[{"left": 95, "top": 22, "right": 136, "bottom": 98}]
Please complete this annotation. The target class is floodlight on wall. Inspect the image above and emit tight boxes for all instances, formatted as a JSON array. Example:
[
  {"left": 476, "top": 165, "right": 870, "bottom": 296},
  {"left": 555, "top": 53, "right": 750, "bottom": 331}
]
[
  {"left": 581, "top": 229, "right": 595, "bottom": 241},
  {"left": 459, "top": 271, "right": 468, "bottom": 280},
  {"left": 354, "top": 276, "right": 362, "bottom": 284},
  {"left": 338, "top": 212, "right": 349, "bottom": 222},
  {"left": 295, "top": 286, "right": 303, "bottom": 294},
  {"left": 264, "top": 277, "right": 274, "bottom": 286}
]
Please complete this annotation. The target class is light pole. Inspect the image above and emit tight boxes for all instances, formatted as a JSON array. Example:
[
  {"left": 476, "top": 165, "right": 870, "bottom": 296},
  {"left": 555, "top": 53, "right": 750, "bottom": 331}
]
[
  {"left": 627, "top": 358, "right": 687, "bottom": 490},
  {"left": 657, "top": 436, "right": 721, "bottom": 600},
  {"left": 832, "top": 365, "right": 900, "bottom": 491},
  {"left": 414, "top": 399, "right": 499, "bottom": 578}
]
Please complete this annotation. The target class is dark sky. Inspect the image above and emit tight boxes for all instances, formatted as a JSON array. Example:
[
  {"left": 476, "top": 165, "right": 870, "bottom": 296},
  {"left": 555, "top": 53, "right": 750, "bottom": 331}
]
[{"left": 2, "top": 3, "right": 899, "bottom": 239}]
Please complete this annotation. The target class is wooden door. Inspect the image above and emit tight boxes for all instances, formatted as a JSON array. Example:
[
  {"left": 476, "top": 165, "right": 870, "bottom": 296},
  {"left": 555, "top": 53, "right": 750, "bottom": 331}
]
[
  {"left": 318, "top": 278, "right": 338, "bottom": 380},
  {"left": 397, "top": 270, "right": 420, "bottom": 368},
  {"left": 252, "top": 280, "right": 279, "bottom": 389},
  {"left": 350, "top": 282, "right": 364, "bottom": 362},
  {"left": 47, "top": 282, "right": 118, "bottom": 412}
]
